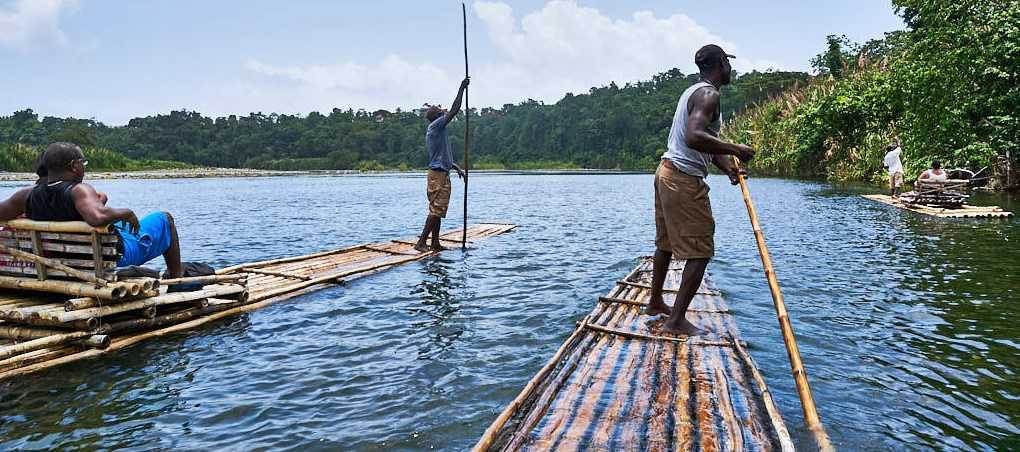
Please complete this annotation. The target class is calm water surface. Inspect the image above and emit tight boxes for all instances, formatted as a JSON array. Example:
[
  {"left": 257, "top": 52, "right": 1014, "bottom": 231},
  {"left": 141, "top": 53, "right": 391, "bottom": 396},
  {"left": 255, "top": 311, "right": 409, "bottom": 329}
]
[{"left": 0, "top": 173, "right": 1017, "bottom": 450}]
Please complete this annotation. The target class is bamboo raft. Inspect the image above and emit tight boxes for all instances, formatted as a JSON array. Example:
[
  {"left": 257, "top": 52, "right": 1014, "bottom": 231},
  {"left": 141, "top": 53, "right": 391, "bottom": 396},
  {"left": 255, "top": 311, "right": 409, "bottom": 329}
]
[
  {"left": 475, "top": 257, "right": 794, "bottom": 451},
  {"left": 863, "top": 194, "right": 1013, "bottom": 218},
  {"left": 0, "top": 222, "right": 515, "bottom": 381}
]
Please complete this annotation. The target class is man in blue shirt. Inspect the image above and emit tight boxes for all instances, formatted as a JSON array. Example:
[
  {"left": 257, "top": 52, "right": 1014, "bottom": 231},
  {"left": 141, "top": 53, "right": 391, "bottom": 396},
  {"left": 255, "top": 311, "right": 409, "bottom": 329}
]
[{"left": 414, "top": 77, "right": 469, "bottom": 252}]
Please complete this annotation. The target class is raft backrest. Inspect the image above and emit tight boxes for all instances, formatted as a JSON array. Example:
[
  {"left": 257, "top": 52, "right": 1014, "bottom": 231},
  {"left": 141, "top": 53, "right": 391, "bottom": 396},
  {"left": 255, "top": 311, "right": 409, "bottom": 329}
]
[{"left": 0, "top": 219, "right": 121, "bottom": 281}]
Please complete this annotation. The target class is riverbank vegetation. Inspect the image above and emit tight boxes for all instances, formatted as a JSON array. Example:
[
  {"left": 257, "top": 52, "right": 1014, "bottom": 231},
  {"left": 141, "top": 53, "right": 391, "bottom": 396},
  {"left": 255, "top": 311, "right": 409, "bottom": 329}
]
[
  {"left": 725, "top": 0, "right": 1019, "bottom": 184},
  {"left": 1, "top": 71, "right": 806, "bottom": 172},
  {"left": 0, "top": 143, "right": 190, "bottom": 173}
]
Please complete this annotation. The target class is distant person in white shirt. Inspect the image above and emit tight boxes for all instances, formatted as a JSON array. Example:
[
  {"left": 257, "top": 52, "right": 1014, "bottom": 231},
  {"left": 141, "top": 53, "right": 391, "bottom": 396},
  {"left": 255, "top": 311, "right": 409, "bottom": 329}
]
[
  {"left": 918, "top": 160, "right": 949, "bottom": 183},
  {"left": 883, "top": 142, "right": 904, "bottom": 197}
]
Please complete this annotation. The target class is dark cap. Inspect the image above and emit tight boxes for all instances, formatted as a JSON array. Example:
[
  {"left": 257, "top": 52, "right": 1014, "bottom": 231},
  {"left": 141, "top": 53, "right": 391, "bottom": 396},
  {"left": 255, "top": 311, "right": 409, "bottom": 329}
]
[{"left": 695, "top": 44, "right": 735, "bottom": 68}]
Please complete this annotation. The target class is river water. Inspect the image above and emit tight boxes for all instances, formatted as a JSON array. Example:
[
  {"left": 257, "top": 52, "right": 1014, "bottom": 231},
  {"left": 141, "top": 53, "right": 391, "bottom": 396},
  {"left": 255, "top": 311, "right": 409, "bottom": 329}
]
[{"left": 0, "top": 173, "right": 1016, "bottom": 450}]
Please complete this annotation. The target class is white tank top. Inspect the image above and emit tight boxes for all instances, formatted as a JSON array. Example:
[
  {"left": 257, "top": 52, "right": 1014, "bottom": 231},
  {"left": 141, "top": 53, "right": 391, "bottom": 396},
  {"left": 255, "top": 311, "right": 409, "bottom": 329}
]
[
  {"left": 925, "top": 170, "right": 948, "bottom": 182},
  {"left": 662, "top": 81, "right": 720, "bottom": 178}
]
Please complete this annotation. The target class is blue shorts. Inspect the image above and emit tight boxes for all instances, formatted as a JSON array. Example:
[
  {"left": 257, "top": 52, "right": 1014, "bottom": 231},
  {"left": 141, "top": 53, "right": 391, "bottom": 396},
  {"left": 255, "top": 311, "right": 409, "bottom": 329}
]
[{"left": 116, "top": 212, "right": 174, "bottom": 267}]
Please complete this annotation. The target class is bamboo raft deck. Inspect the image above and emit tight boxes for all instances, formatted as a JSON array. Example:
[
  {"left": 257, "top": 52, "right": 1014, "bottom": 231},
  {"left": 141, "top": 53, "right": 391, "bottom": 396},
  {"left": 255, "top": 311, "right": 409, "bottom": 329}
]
[
  {"left": 0, "top": 223, "right": 515, "bottom": 381},
  {"left": 475, "top": 257, "right": 794, "bottom": 452},
  {"left": 863, "top": 194, "right": 1013, "bottom": 218}
]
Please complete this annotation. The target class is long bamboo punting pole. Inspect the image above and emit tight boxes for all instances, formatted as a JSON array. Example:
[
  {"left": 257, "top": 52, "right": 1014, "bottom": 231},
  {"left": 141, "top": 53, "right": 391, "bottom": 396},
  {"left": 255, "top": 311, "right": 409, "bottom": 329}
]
[
  {"left": 732, "top": 158, "right": 834, "bottom": 452},
  {"left": 461, "top": 2, "right": 470, "bottom": 250}
]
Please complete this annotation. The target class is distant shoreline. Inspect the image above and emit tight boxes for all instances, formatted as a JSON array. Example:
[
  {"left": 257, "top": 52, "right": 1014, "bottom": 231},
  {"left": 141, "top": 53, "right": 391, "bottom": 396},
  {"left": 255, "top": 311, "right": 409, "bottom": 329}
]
[{"left": 0, "top": 167, "right": 651, "bottom": 181}]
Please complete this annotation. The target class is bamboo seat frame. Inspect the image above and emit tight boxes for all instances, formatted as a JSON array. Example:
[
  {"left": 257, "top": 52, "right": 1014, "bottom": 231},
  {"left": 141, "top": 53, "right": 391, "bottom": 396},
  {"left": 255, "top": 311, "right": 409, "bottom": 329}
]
[{"left": 0, "top": 219, "right": 121, "bottom": 284}]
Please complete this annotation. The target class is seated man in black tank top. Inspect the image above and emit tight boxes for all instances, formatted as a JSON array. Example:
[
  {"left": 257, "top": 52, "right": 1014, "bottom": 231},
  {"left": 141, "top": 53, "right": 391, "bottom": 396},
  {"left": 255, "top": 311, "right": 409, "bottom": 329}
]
[{"left": 0, "top": 143, "right": 183, "bottom": 278}]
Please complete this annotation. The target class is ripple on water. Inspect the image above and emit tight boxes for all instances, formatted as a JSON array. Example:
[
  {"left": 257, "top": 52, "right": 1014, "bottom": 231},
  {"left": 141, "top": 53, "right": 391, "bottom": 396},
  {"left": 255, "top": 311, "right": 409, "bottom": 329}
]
[{"left": 0, "top": 174, "right": 1017, "bottom": 450}]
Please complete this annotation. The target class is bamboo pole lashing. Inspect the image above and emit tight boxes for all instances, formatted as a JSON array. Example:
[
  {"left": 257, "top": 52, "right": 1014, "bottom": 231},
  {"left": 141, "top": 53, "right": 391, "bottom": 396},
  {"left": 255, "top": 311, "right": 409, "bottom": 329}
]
[{"left": 732, "top": 157, "right": 832, "bottom": 452}]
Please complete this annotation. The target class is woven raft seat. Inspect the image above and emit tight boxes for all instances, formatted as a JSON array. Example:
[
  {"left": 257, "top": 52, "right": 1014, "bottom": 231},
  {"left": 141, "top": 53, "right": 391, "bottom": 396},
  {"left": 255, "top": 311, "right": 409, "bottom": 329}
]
[{"left": 0, "top": 219, "right": 121, "bottom": 282}]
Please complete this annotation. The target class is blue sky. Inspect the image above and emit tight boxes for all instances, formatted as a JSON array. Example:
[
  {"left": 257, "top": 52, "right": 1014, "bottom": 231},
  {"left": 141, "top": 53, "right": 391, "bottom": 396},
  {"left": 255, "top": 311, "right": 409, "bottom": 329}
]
[{"left": 0, "top": 0, "right": 904, "bottom": 124}]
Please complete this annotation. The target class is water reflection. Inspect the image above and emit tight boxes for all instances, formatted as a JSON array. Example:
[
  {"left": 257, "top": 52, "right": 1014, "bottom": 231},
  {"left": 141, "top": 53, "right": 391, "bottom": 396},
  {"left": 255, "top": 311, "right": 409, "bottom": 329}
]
[{"left": 408, "top": 257, "right": 468, "bottom": 360}]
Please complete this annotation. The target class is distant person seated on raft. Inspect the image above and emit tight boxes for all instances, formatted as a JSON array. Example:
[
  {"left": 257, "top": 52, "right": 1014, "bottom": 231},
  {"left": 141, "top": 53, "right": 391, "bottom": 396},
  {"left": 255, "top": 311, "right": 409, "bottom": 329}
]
[
  {"left": 0, "top": 143, "right": 183, "bottom": 278},
  {"left": 918, "top": 160, "right": 949, "bottom": 183}
]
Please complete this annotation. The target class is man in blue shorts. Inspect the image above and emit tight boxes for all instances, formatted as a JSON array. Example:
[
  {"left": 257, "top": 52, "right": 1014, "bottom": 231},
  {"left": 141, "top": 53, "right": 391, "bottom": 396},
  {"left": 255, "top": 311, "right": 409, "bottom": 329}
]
[{"left": 0, "top": 143, "right": 184, "bottom": 278}]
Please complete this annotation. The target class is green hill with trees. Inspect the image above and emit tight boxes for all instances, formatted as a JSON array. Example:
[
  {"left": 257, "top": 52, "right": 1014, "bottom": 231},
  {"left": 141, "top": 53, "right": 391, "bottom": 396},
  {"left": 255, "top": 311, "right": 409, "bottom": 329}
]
[
  {"left": 725, "top": 0, "right": 1018, "bottom": 186},
  {"left": 1, "top": 70, "right": 807, "bottom": 172}
]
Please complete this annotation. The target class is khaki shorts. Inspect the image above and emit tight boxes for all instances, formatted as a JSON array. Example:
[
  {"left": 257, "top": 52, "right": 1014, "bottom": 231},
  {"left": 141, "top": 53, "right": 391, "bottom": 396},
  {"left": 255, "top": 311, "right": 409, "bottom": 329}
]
[
  {"left": 427, "top": 170, "right": 452, "bottom": 218},
  {"left": 889, "top": 172, "right": 903, "bottom": 188},
  {"left": 654, "top": 161, "right": 715, "bottom": 259}
]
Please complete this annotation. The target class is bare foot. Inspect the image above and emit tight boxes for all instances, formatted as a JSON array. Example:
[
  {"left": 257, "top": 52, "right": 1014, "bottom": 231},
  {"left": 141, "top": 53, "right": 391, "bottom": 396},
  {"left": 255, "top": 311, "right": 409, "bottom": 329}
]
[
  {"left": 430, "top": 243, "right": 449, "bottom": 251},
  {"left": 661, "top": 318, "right": 705, "bottom": 336},
  {"left": 642, "top": 299, "right": 672, "bottom": 317},
  {"left": 414, "top": 243, "right": 430, "bottom": 253}
]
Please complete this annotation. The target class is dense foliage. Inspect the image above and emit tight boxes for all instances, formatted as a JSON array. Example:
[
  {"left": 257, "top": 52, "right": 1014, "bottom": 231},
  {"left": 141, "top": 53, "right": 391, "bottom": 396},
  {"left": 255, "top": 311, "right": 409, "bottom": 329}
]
[
  {"left": 726, "top": 0, "right": 1019, "bottom": 182},
  {"left": 0, "top": 143, "right": 189, "bottom": 172},
  {"left": 0, "top": 71, "right": 807, "bottom": 171}
]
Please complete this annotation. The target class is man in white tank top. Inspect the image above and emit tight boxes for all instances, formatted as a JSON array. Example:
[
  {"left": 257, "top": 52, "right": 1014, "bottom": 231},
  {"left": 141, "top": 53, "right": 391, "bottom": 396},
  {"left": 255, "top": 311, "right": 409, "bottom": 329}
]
[
  {"left": 918, "top": 160, "right": 948, "bottom": 183},
  {"left": 645, "top": 44, "right": 755, "bottom": 336}
]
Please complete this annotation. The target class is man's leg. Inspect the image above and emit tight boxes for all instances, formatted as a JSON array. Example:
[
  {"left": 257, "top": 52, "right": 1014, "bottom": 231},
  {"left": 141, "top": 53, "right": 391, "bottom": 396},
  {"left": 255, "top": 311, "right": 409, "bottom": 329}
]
[
  {"left": 643, "top": 249, "right": 672, "bottom": 316},
  {"left": 645, "top": 164, "right": 673, "bottom": 316},
  {"left": 889, "top": 175, "right": 896, "bottom": 197},
  {"left": 662, "top": 257, "right": 709, "bottom": 335},
  {"left": 162, "top": 212, "right": 183, "bottom": 278},
  {"left": 415, "top": 215, "right": 438, "bottom": 252},
  {"left": 430, "top": 217, "right": 445, "bottom": 250}
]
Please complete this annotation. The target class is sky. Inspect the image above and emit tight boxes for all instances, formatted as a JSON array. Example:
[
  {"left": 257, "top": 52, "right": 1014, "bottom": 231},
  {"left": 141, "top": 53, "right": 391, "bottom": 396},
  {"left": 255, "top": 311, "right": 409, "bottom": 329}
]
[{"left": 0, "top": 0, "right": 905, "bottom": 125}]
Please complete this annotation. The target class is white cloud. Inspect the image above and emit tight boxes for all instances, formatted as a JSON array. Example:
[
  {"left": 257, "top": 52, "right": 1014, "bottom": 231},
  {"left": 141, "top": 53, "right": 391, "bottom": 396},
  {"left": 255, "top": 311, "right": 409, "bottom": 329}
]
[
  {"left": 0, "top": 0, "right": 78, "bottom": 50},
  {"left": 472, "top": 0, "right": 778, "bottom": 107},
  {"left": 240, "top": 55, "right": 456, "bottom": 113},
  {"left": 216, "top": 1, "right": 779, "bottom": 118}
]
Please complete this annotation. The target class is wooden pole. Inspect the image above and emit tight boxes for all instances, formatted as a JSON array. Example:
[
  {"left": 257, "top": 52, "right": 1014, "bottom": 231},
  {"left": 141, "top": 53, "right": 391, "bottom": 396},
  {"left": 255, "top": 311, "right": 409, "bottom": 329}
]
[
  {"left": 732, "top": 157, "right": 834, "bottom": 452},
  {"left": 461, "top": 2, "right": 470, "bottom": 250}
]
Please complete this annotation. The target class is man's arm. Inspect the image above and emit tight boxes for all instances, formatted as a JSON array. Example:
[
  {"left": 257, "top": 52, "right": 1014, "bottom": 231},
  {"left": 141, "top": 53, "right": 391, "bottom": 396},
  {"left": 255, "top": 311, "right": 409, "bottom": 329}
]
[
  {"left": 685, "top": 88, "right": 754, "bottom": 162},
  {"left": 451, "top": 163, "right": 465, "bottom": 180},
  {"left": 711, "top": 154, "right": 746, "bottom": 185},
  {"left": 71, "top": 184, "right": 139, "bottom": 232},
  {"left": 443, "top": 77, "right": 471, "bottom": 123},
  {"left": 0, "top": 188, "right": 31, "bottom": 222}
]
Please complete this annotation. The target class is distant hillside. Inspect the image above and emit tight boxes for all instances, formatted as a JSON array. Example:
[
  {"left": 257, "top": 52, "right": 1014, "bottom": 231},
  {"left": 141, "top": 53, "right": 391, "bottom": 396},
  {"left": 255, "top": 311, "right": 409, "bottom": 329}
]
[{"left": 0, "top": 70, "right": 808, "bottom": 171}]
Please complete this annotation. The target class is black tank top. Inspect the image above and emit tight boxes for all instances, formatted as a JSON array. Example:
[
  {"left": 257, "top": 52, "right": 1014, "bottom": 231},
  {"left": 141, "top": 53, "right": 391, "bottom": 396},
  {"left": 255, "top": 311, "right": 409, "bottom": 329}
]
[{"left": 25, "top": 181, "right": 85, "bottom": 222}]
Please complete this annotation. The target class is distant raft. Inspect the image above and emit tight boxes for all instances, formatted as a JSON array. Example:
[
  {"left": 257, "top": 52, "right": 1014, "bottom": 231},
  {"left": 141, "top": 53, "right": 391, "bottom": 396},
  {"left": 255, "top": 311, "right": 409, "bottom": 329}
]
[
  {"left": 863, "top": 194, "right": 1013, "bottom": 218},
  {"left": 474, "top": 257, "right": 794, "bottom": 452},
  {"left": 0, "top": 222, "right": 515, "bottom": 381}
]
